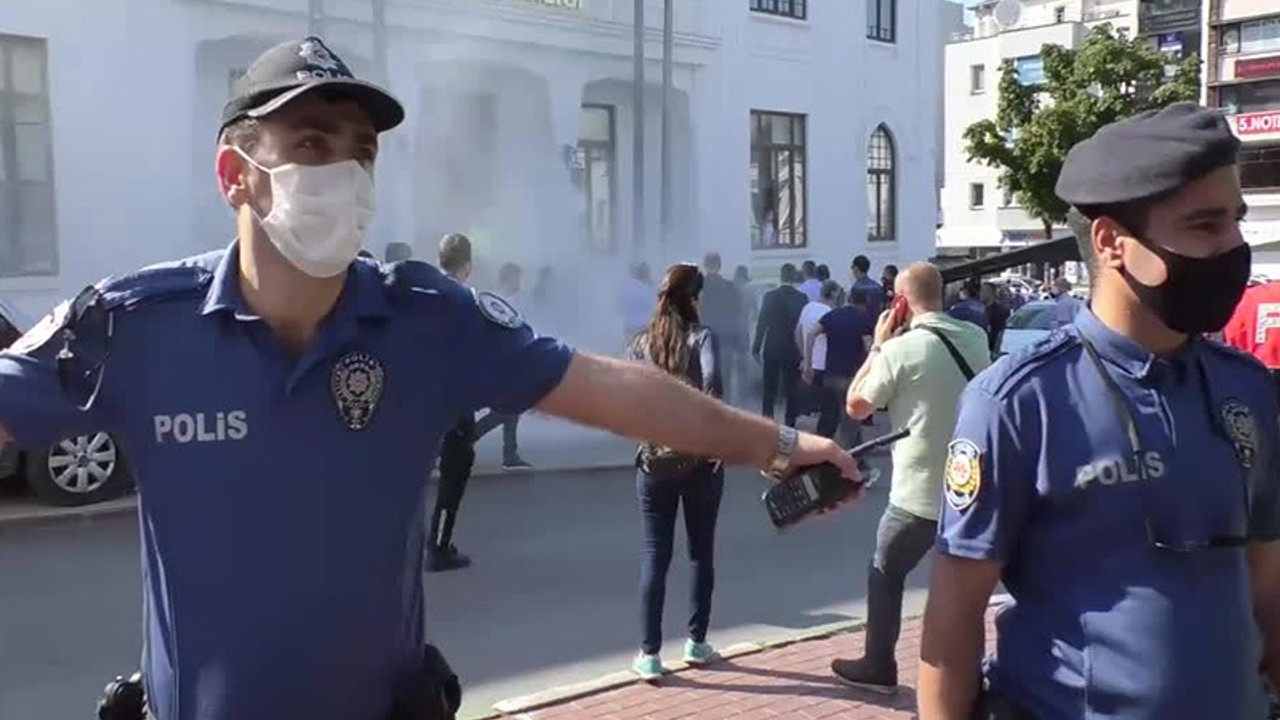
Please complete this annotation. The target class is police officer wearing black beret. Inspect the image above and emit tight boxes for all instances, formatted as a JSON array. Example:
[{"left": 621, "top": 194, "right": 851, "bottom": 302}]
[{"left": 919, "top": 102, "right": 1280, "bottom": 719}]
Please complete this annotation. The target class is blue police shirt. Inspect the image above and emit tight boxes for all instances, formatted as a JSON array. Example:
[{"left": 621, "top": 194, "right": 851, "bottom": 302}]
[
  {"left": 851, "top": 277, "right": 884, "bottom": 317},
  {"left": 0, "top": 244, "right": 575, "bottom": 720},
  {"left": 938, "top": 307, "right": 1280, "bottom": 720},
  {"left": 947, "top": 297, "right": 990, "bottom": 332}
]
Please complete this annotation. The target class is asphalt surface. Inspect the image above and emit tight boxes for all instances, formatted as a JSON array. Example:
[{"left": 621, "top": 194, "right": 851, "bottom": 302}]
[{"left": 0, "top": 451, "right": 928, "bottom": 720}]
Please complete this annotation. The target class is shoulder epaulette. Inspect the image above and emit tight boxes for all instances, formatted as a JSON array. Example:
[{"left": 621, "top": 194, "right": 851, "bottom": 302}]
[
  {"left": 383, "top": 259, "right": 454, "bottom": 298},
  {"left": 1203, "top": 338, "right": 1269, "bottom": 375},
  {"left": 97, "top": 260, "right": 215, "bottom": 312},
  {"left": 978, "top": 328, "right": 1079, "bottom": 400}
]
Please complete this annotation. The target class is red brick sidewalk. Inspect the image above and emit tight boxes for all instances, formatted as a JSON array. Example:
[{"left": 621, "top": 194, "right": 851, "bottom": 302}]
[{"left": 503, "top": 612, "right": 998, "bottom": 720}]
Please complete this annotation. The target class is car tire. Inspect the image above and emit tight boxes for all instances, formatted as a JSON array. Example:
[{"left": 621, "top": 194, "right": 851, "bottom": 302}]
[{"left": 24, "top": 432, "right": 133, "bottom": 507}]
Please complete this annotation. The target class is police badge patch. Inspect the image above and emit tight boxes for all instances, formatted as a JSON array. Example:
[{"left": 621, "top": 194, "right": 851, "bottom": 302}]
[
  {"left": 1220, "top": 399, "right": 1258, "bottom": 470},
  {"left": 945, "top": 439, "right": 983, "bottom": 511},
  {"left": 475, "top": 291, "right": 524, "bottom": 330},
  {"left": 8, "top": 300, "right": 71, "bottom": 355},
  {"left": 331, "top": 352, "right": 385, "bottom": 431}
]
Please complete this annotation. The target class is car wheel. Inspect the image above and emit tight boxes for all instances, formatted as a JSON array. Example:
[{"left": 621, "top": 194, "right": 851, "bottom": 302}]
[{"left": 24, "top": 432, "right": 133, "bottom": 507}]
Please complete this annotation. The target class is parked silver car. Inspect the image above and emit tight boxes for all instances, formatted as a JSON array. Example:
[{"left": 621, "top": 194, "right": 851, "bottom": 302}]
[
  {"left": 997, "top": 299, "right": 1060, "bottom": 358},
  {"left": 0, "top": 298, "right": 134, "bottom": 506}
]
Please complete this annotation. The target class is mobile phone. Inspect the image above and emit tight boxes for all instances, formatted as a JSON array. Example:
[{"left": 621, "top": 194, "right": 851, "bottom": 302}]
[
  {"left": 890, "top": 295, "right": 909, "bottom": 329},
  {"left": 762, "top": 428, "right": 910, "bottom": 529}
]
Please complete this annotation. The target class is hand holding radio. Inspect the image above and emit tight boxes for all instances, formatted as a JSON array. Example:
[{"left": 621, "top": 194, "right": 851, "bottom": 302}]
[{"left": 762, "top": 428, "right": 910, "bottom": 529}]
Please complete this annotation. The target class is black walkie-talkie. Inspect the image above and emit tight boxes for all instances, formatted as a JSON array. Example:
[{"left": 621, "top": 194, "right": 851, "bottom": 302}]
[{"left": 763, "top": 428, "right": 910, "bottom": 529}]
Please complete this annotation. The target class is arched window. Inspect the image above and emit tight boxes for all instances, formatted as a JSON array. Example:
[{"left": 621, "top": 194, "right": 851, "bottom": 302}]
[{"left": 866, "top": 124, "right": 896, "bottom": 242}]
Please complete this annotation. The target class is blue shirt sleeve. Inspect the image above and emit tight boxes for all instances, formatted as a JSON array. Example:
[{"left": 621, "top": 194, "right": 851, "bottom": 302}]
[
  {"left": 461, "top": 306, "right": 575, "bottom": 416},
  {"left": 0, "top": 344, "right": 112, "bottom": 450},
  {"left": 936, "top": 384, "right": 1036, "bottom": 562}
]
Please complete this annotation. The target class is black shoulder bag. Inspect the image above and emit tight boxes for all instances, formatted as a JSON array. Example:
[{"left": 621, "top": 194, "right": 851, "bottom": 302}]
[{"left": 918, "top": 326, "right": 976, "bottom": 381}]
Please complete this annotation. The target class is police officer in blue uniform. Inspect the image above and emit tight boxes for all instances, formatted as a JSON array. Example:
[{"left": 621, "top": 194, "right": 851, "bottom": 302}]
[
  {"left": 917, "top": 102, "right": 1280, "bottom": 720},
  {"left": 0, "top": 37, "right": 858, "bottom": 720}
]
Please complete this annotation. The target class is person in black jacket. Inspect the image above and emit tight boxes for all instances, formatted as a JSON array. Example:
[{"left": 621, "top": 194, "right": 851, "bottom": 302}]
[
  {"left": 752, "top": 263, "right": 807, "bottom": 427},
  {"left": 699, "top": 252, "right": 746, "bottom": 401},
  {"left": 628, "top": 263, "right": 726, "bottom": 681}
]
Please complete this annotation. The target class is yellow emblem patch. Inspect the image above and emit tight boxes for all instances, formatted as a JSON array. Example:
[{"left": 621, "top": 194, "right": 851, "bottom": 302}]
[{"left": 944, "top": 439, "right": 983, "bottom": 511}]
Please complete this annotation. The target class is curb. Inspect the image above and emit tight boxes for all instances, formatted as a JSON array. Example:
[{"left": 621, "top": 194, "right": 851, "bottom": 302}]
[
  {"left": 489, "top": 618, "right": 868, "bottom": 717},
  {"left": 486, "top": 595, "right": 1012, "bottom": 717},
  {"left": 0, "top": 495, "right": 138, "bottom": 532},
  {"left": 435, "top": 459, "right": 633, "bottom": 482},
  {"left": 0, "top": 460, "right": 634, "bottom": 531}
]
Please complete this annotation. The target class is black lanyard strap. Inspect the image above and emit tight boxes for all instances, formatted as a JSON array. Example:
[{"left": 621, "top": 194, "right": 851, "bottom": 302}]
[{"left": 1076, "top": 335, "right": 1250, "bottom": 552}]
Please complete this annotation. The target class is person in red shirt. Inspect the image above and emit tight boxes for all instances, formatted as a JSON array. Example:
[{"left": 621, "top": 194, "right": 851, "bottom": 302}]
[
  {"left": 1221, "top": 280, "right": 1280, "bottom": 368},
  {"left": 1220, "top": 279, "right": 1280, "bottom": 409}
]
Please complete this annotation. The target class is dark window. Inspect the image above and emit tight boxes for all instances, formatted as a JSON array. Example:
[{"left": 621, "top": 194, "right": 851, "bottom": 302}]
[
  {"left": 750, "top": 0, "right": 806, "bottom": 20},
  {"left": 751, "top": 111, "right": 807, "bottom": 249},
  {"left": 867, "top": 0, "right": 896, "bottom": 43},
  {"left": 866, "top": 125, "right": 896, "bottom": 242},
  {"left": 0, "top": 34, "right": 57, "bottom": 277},
  {"left": 969, "top": 183, "right": 985, "bottom": 209},
  {"left": 577, "top": 104, "right": 616, "bottom": 253},
  {"left": 1241, "top": 143, "right": 1280, "bottom": 192},
  {"left": 1219, "top": 79, "right": 1280, "bottom": 115}
]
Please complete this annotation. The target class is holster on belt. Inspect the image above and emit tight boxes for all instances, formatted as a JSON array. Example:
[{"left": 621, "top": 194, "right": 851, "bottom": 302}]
[
  {"left": 389, "top": 644, "right": 462, "bottom": 720},
  {"left": 969, "top": 687, "right": 1037, "bottom": 720}
]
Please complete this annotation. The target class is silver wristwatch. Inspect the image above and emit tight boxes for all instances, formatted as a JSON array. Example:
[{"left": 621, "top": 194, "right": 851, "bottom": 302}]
[{"left": 767, "top": 425, "right": 798, "bottom": 479}]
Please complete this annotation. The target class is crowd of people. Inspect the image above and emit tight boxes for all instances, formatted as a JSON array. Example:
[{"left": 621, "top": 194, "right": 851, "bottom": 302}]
[{"left": 4, "top": 32, "right": 1279, "bottom": 720}]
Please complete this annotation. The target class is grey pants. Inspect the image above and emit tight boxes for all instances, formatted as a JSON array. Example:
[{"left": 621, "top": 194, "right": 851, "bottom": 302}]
[{"left": 864, "top": 503, "right": 937, "bottom": 669}]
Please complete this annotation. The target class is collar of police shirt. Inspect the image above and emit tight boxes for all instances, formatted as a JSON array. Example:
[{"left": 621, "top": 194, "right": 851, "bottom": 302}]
[{"left": 1074, "top": 304, "right": 1201, "bottom": 383}]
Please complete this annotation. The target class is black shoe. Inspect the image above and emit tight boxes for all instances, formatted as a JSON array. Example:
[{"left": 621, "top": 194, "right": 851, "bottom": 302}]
[
  {"left": 426, "top": 545, "right": 472, "bottom": 573},
  {"left": 830, "top": 658, "right": 897, "bottom": 694},
  {"left": 502, "top": 457, "right": 533, "bottom": 472}
]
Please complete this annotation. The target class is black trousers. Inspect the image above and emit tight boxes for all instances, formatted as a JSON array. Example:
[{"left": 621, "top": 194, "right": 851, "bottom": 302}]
[
  {"left": 760, "top": 353, "right": 800, "bottom": 426},
  {"left": 432, "top": 413, "right": 476, "bottom": 549}
]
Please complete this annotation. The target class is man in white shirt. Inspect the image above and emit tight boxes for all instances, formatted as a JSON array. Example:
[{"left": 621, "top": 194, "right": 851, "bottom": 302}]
[
  {"left": 797, "top": 280, "right": 840, "bottom": 418},
  {"left": 799, "top": 261, "right": 823, "bottom": 302}
]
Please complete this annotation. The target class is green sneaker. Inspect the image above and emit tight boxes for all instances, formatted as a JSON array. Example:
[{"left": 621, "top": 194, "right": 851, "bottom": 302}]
[
  {"left": 632, "top": 653, "right": 664, "bottom": 680},
  {"left": 683, "top": 640, "right": 719, "bottom": 666}
]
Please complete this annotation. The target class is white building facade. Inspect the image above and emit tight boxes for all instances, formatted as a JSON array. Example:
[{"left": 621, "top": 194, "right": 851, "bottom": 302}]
[
  {"left": 0, "top": 0, "right": 950, "bottom": 328},
  {"left": 939, "top": 0, "right": 1205, "bottom": 259},
  {"left": 1205, "top": 0, "right": 1280, "bottom": 273}
]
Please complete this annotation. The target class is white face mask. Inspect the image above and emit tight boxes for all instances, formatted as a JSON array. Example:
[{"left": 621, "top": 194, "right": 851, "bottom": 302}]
[{"left": 235, "top": 149, "right": 376, "bottom": 278}]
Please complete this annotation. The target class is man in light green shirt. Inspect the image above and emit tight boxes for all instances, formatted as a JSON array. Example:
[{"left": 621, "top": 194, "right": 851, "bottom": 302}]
[{"left": 830, "top": 262, "right": 991, "bottom": 693}]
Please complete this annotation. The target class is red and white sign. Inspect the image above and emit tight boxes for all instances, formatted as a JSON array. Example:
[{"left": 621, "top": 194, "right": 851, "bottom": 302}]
[
  {"left": 1229, "top": 110, "right": 1280, "bottom": 137},
  {"left": 1237, "top": 55, "right": 1280, "bottom": 80}
]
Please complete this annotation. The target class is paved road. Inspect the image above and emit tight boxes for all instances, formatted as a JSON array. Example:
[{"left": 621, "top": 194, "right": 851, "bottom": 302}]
[{"left": 0, "top": 452, "right": 929, "bottom": 720}]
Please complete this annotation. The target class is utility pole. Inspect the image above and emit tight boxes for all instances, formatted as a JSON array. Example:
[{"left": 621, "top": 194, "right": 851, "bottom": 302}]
[
  {"left": 659, "top": 0, "right": 673, "bottom": 246},
  {"left": 632, "top": 0, "right": 646, "bottom": 256},
  {"left": 308, "top": 0, "right": 324, "bottom": 35},
  {"left": 371, "top": 0, "right": 388, "bottom": 84}
]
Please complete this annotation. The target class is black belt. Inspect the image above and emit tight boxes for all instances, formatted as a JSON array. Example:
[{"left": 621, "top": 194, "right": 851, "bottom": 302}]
[{"left": 98, "top": 644, "right": 461, "bottom": 720}]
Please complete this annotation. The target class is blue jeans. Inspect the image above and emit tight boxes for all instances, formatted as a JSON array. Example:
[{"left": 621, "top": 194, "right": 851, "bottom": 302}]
[{"left": 636, "top": 465, "right": 725, "bottom": 655}]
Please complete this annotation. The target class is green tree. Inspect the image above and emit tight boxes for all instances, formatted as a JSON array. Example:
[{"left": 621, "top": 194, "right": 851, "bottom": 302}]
[{"left": 963, "top": 25, "right": 1201, "bottom": 240}]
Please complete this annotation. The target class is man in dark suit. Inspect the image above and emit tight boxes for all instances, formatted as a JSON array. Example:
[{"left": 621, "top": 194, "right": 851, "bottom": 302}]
[
  {"left": 753, "top": 263, "right": 808, "bottom": 427},
  {"left": 700, "top": 252, "right": 746, "bottom": 400}
]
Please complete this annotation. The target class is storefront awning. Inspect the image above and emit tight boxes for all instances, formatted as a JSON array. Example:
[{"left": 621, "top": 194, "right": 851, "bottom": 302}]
[{"left": 938, "top": 237, "right": 1081, "bottom": 283}]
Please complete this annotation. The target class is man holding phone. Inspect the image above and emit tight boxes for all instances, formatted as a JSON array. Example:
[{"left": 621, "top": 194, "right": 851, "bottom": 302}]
[{"left": 831, "top": 263, "right": 990, "bottom": 692}]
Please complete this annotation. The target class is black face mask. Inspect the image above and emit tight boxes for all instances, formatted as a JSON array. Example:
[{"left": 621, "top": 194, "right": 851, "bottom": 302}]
[{"left": 1120, "top": 241, "right": 1251, "bottom": 335}]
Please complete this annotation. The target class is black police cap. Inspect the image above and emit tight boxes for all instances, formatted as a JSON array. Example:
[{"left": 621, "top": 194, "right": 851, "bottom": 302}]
[
  {"left": 1055, "top": 102, "right": 1240, "bottom": 207},
  {"left": 220, "top": 36, "right": 404, "bottom": 136}
]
